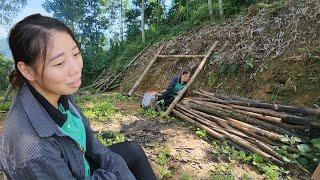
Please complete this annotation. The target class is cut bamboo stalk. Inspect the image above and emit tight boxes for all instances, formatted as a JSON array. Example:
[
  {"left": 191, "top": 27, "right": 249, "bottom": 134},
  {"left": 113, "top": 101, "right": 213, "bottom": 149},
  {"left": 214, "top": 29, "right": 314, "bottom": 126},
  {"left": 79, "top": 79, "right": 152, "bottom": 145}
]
[
  {"left": 198, "top": 89, "right": 320, "bottom": 117},
  {"left": 158, "top": 55, "right": 205, "bottom": 58},
  {"left": 227, "top": 118, "right": 283, "bottom": 141},
  {"left": 172, "top": 109, "right": 225, "bottom": 140},
  {"left": 188, "top": 108, "right": 260, "bottom": 141},
  {"left": 172, "top": 109, "right": 284, "bottom": 166},
  {"left": 188, "top": 101, "right": 299, "bottom": 138},
  {"left": 128, "top": 46, "right": 164, "bottom": 96},
  {"left": 164, "top": 41, "right": 219, "bottom": 116},
  {"left": 230, "top": 104, "right": 311, "bottom": 126},
  {"left": 189, "top": 107, "right": 277, "bottom": 146},
  {"left": 233, "top": 108, "right": 306, "bottom": 130}
]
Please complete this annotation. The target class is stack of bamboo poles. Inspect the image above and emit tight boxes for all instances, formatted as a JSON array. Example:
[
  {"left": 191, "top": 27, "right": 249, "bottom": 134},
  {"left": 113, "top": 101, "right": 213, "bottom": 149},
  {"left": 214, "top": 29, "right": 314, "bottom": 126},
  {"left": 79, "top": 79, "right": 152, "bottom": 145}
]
[{"left": 172, "top": 89, "right": 320, "bottom": 169}]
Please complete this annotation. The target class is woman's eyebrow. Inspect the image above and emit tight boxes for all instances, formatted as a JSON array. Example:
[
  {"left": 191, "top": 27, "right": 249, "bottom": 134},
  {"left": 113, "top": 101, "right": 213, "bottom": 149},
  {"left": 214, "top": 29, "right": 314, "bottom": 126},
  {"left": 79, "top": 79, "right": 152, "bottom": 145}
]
[
  {"left": 49, "top": 45, "right": 78, "bottom": 61},
  {"left": 49, "top": 52, "right": 64, "bottom": 61}
]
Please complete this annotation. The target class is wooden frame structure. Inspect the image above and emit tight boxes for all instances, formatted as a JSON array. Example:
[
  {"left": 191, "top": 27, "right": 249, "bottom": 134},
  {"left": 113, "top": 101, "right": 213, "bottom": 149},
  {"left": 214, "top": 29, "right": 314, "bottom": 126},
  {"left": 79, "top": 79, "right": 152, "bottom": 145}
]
[{"left": 127, "top": 41, "right": 219, "bottom": 116}]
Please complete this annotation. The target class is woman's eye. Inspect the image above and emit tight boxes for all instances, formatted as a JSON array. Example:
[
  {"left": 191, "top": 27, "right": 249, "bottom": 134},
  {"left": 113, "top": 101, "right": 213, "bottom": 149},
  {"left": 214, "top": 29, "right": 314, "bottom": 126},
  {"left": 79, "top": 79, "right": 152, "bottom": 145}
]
[
  {"left": 54, "top": 62, "right": 64, "bottom": 66},
  {"left": 74, "top": 52, "right": 81, "bottom": 56}
]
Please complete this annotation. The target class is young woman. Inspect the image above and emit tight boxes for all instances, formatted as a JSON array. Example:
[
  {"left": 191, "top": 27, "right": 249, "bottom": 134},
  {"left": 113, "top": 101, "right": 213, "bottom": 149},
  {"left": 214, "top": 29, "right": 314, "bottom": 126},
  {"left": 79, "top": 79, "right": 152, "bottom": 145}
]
[
  {"left": 156, "top": 70, "right": 191, "bottom": 111},
  {"left": 0, "top": 14, "right": 156, "bottom": 180}
]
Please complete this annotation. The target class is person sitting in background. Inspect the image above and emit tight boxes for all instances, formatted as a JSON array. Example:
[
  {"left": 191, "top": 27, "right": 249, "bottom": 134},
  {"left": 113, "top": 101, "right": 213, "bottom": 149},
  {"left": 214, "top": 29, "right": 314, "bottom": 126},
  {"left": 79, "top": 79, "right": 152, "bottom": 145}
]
[{"left": 156, "top": 70, "right": 191, "bottom": 111}]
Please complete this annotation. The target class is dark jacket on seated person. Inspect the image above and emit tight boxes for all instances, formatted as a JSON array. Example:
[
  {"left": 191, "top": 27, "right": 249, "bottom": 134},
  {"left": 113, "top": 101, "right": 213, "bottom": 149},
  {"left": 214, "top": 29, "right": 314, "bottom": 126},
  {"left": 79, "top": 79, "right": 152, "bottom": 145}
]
[
  {"left": 158, "top": 75, "right": 186, "bottom": 106},
  {"left": 0, "top": 83, "right": 136, "bottom": 180}
]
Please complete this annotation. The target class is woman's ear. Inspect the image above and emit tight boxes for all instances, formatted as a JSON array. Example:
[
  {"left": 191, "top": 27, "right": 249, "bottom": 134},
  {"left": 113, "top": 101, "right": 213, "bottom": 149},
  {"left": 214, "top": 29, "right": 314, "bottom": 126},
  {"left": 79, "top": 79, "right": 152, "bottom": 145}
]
[{"left": 17, "top": 61, "right": 36, "bottom": 82}]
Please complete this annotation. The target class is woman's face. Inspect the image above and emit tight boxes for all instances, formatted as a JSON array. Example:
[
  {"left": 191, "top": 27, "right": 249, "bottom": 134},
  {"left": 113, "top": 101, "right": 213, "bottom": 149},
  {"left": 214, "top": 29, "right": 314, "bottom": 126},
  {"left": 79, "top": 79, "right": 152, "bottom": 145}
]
[{"left": 31, "top": 30, "right": 83, "bottom": 98}]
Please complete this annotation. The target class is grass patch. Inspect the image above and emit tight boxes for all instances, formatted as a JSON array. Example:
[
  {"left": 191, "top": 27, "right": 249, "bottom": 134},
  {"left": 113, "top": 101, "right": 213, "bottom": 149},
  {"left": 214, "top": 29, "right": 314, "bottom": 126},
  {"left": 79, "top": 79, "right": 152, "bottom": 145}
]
[
  {"left": 153, "top": 145, "right": 172, "bottom": 179},
  {"left": 0, "top": 102, "right": 11, "bottom": 112},
  {"left": 74, "top": 93, "right": 132, "bottom": 122},
  {"left": 96, "top": 131, "right": 126, "bottom": 147}
]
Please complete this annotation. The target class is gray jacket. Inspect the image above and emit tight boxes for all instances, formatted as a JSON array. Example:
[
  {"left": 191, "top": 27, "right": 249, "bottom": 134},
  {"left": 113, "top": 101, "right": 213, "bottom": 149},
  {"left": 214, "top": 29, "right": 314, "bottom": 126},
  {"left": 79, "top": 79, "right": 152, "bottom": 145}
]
[{"left": 0, "top": 84, "right": 136, "bottom": 180}]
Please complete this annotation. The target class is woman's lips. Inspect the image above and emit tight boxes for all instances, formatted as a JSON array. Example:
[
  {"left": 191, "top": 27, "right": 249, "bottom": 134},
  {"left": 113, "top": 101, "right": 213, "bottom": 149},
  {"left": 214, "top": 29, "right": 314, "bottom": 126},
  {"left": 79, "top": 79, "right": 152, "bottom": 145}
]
[{"left": 69, "top": 78, "right": 81, "bottom": 88}]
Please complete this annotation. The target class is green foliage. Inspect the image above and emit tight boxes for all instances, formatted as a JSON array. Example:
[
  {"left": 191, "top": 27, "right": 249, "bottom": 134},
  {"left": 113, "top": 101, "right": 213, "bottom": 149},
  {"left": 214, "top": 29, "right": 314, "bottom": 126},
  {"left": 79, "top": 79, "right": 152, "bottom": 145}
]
[
  {"left": 75, "top": 93, "right": 117, "bottom": 121},
  {"left": 258, "top": 0, "right": 287, "bottom": 13},
  {"left": 181, "top": 173, "right": 190, "bottom": 180},
  {"left": 280, "top": 135, "right": 301, "bottom": 146},
  {"left": 153, "top": 145, "right": 172, "bottom": 178},
  {"left": 245, "top": 53, "right": 254, "bottom": 71},
  {"left": 82, "top": 101, "right": 115, "bottom": 122},
  {"left": 0, "top": 55, "right": 13, "bottom": 91},
  {"left": 0, "top": 0, "right": 27, "bottom": 24},
  {"left": 195, "top": 128, "right": 207, "bottom": 138},
  {"left": 0, "top": 102, "right": 11, "bottom": 112},
  {"left": 208, "top": 69, "right": 217, "bottom": 86},
  {"left": 278, "top": 135, "right": 320, "bottom": 171},
  {"left": 311, "top": 138, "right": 320, "bottom": 150},
  {"left": 96, "top": 132, "right": 126, "bottom": 146},
  {"left": 211, "top": 140, "right": 290, "bottom": 179},
  {"left": 139, "top": 108, "right": 166, "bottom": 119}
]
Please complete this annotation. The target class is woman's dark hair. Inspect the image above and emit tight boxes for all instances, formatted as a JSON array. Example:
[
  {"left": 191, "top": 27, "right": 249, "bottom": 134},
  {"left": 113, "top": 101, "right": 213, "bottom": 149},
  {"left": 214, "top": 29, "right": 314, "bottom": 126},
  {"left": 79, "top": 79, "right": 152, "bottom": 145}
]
[{"left": 8, "top": 13, "right": 80, "bottom": 88}]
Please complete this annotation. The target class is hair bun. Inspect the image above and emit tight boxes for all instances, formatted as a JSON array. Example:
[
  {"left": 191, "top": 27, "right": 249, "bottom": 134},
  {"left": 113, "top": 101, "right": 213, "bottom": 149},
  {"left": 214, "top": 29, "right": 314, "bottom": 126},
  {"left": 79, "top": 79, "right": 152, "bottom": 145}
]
[{"left": 9, "top": 69, "right": 24, "bottom": 88}]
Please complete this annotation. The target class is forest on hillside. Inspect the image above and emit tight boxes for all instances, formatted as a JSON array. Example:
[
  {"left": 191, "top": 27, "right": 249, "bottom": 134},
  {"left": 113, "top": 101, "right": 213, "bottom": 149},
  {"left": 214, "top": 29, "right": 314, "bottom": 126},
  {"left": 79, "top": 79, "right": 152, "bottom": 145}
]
[{"left": 0, "top": 0, "right": 259, "bottom": 90}]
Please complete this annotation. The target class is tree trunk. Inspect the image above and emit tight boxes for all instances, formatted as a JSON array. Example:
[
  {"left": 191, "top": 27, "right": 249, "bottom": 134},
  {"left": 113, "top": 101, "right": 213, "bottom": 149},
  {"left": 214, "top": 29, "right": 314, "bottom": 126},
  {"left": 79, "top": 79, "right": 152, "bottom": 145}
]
[
  {"left": 120, "top": 0, "right": 124, "bottom": 44},
  {"left": 1, "top": 84, "right": 13, "bottom": 103},
  {"left": 208, "top": 0, "right": 212, "bottom": 16},
  {"left": 141, "top": 0, "right": 145, "bottom": 42},
  {"left": 218, "top": 0, "right": 223, "bottom": 18}
]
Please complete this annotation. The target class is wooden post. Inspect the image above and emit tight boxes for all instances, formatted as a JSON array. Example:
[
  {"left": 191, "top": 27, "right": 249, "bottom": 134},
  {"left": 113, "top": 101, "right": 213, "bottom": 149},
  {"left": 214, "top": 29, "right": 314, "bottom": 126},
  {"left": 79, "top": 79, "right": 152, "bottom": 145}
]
[
  {"left": 164, "top": 41, "right": 219, "bottom": 116},
  {"left": 127, "top": 46, "right": 164, "bottom": 96},
  {"left": 312, "top": 164, "right": 320, "bottom": 180}
]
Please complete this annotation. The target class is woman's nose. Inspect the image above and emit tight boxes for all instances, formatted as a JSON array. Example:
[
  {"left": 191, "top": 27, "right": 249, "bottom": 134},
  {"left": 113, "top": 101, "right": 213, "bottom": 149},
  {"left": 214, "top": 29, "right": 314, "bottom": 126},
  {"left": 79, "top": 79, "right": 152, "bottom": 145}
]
[{"left": 68, "top": 56, "right": 82, "bottom": 76}]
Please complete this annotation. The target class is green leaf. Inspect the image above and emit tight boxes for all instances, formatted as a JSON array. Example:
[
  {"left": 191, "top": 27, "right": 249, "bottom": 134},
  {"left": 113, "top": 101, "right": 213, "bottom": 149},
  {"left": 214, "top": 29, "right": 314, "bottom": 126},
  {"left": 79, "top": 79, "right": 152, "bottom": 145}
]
[
  {"left": 253, "top": 154, "right": 263, "bottom": 166},
  {"left": 283, "top": 156, "right": 291, "bottom": 163},
  {"left": 238, "top": 151, "right": 246, "bottom": 160},
  {"left": 297, "top": 144, "right": 311, "bottom": 154},
  {"left": 246, "top": 62, "right": 254, "bottom": 69},
  {"left": 311, "top": 138, "right": 320, "bottom": 150},
  {"left": 297, "top": 157, "right": 309, "bottom": 166},
  {"left": 230, "top": 63, "right": 238, "bottom": 75}
]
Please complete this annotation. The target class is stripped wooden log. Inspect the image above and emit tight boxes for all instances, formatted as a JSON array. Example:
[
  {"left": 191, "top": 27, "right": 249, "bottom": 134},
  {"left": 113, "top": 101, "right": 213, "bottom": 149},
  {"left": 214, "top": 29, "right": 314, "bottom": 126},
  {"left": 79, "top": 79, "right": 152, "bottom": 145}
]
[
  {"left": 164, "top": 41, "right": 219, "bottom": 116},
  {"left": 172, "top": 109, "right": 284, "bottom": 166},
  {"left": 128, "top": 45, "right": 164, "bottom": 96},
  {"left": 197, "top": 89, "right": 320, "bottom": 117}
]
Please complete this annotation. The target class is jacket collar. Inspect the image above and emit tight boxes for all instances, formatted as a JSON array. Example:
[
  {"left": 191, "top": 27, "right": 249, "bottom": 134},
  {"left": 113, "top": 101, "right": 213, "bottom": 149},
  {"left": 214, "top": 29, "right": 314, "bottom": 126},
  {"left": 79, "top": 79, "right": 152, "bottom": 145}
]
[{"left": 19, "top": 83, "right": 80, "bottom": 138}]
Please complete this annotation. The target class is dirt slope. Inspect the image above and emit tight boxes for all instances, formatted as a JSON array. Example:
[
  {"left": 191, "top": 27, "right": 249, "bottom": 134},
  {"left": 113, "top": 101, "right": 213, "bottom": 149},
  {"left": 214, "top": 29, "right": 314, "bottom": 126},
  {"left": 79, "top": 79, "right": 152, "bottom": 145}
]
[{"left": 121, "top": 0, "right": 320, "bottom": 107}]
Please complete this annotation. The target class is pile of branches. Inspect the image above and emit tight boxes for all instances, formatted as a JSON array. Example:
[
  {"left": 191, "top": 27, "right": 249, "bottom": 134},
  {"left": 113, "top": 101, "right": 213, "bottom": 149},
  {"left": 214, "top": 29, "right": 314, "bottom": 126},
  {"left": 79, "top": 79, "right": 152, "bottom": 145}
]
[
  {"left": 91, "top": 44, "right": 151, "bottom": 92},
  {"left": 172, "top": 89, "right": 320, "bottom": 169}
]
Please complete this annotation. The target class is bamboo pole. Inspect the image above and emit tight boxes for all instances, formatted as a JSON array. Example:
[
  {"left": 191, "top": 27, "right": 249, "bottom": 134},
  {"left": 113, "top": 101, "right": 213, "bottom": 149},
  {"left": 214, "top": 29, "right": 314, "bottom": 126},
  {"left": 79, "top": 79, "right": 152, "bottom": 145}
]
[
  {"left": 172, "top": 109, "right": 284, "bottom": 166},
  {"left": 190, "top": 93, "right": 312, "bottom": 126},
  {"left": 193, "top": 98, "right": 305, "bottom": 130},
  {"left": 188, "top": 107, "right": 277, "bottom": 146},
  {"left": 164, "top": 41, "right": 219, "bottom": 116},
  {"left": 158, "top": 55, "right": 205, "bottom": 58},
  {"left": 227, "top": 118, "right": 283, "bottom": 141},
  {"left": 188, "top": 100, "right": 299, "bottom": 138},
  {"left": 128, "top": 46, "right": 164, "bottom": 96},
  {"left": 198, "top": 89, "right": 320, "bottom": 117},
  {"left": 172, "top": 109, "right": 225, "bottom": 140},
  {"left": 230, "top": 104, "right": 311, "bottom": 126}
]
